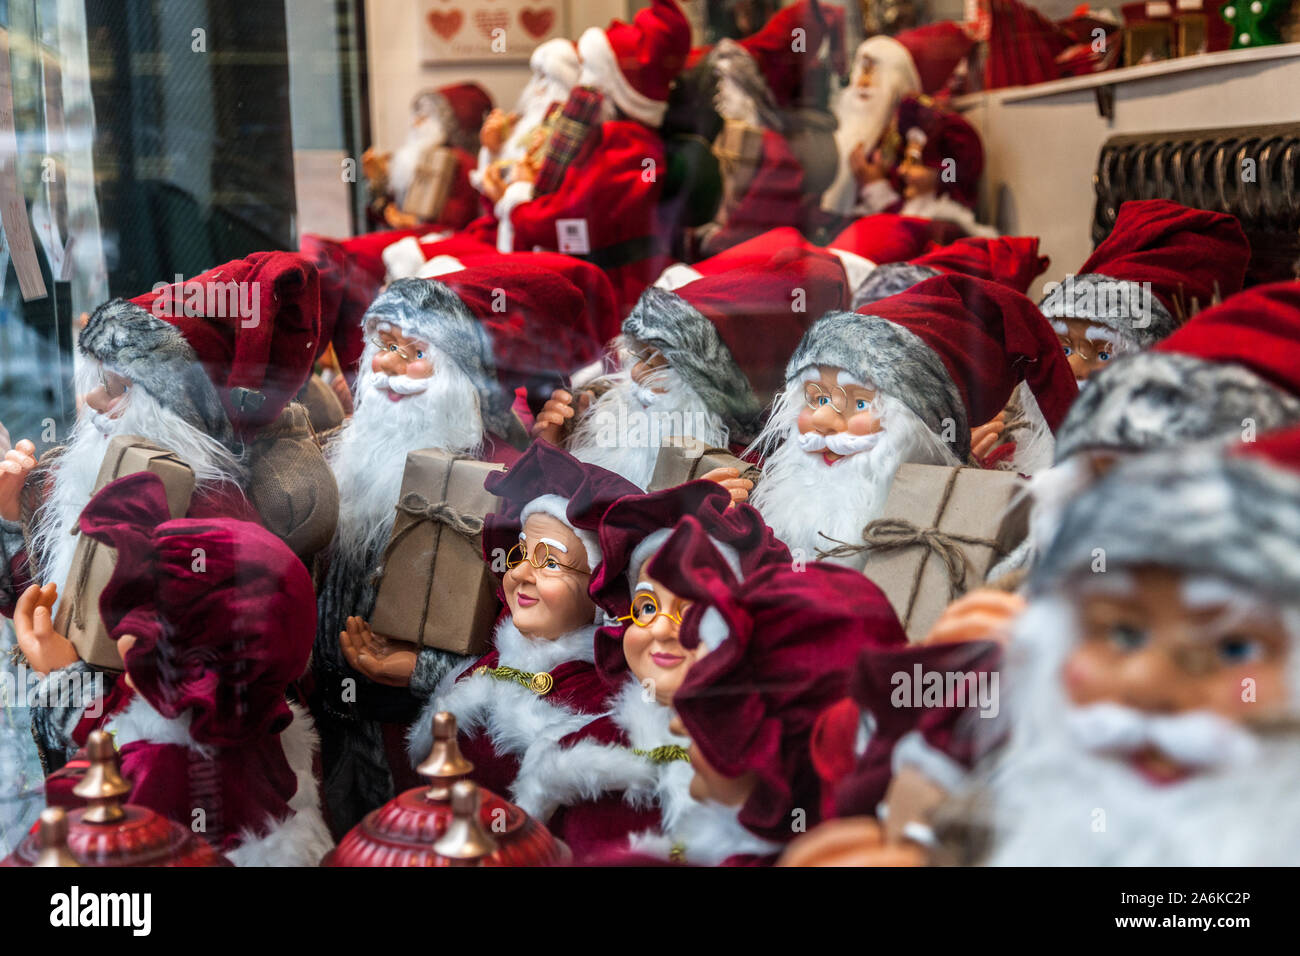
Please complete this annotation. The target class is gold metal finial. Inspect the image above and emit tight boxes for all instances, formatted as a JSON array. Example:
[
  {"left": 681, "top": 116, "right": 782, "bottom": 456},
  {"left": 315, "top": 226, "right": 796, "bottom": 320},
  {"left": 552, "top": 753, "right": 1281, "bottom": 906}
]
[
  {"left": 73, "top": 730, "right": 131, "bottom": 823},
  {"left": 432, "top": 780, "right": 498, "bottom": 865},
  {"left": 33, "top": 808, "right": 80, "bottom": 867},
  {"left": 417, "top": 711, "right": 475, "bottom": 801}
]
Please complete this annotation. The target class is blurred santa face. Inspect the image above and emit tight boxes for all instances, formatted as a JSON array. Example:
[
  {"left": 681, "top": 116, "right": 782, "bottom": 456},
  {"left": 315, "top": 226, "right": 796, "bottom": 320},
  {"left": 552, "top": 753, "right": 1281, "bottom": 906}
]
[
  {"left": 1063, "top": 566, "right": 1289, "bottom": 784},
  {"left": 369, "top": 324, "right": 435, "bottom": 400},
  {"left": 82, "top": 368, "right": 132, "bottom": 434},
  {"left": 669, "top": 712, "right": 758, "bottom": 806},
  {"left": 504, "top": 514, "right": 595, "bottom": 640},
  {"left": 899, "top": 147, "right": 939, "bottom": 200},
  {"left": 623, "top": 569, "right": 705, "bottom": 705},
  {"left": 796, "top": 365, "right": 884, "bottom": 465},
  {"left": 627, "top": 341, "right": 670, "bottom": 395},
  {"left": 1052, "top": 318, "right": 1121, "bottom": 384}
]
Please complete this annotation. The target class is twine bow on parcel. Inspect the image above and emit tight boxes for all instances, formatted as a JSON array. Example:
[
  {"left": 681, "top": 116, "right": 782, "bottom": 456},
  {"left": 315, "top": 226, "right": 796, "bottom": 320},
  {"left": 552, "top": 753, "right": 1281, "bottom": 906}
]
[
  {"left": 816, "top": 518, "right": 1001, "bottom": 601},
  {"left": 370, "top": 492, "right": 486, "bottom": 588}
]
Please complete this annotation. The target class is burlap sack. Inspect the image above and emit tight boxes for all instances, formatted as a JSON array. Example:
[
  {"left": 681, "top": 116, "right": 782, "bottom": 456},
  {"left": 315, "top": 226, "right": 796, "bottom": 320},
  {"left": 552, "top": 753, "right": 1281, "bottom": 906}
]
[{"left": 247, "top": 402, "right": 340, "bottom": 563}]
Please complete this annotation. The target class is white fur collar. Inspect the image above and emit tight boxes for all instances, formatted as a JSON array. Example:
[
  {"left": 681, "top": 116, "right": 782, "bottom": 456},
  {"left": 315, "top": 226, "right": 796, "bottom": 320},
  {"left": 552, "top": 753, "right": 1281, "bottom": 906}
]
[
  {"left": 404, "top": 624, "right": 600, "bottom": 768},
  {"left": 105, "top": 692, "right": 215, "bottom": 759},
  {"left": 609, "top": 676, "right": 685, "bottom": 752},
  {"left": 630, "top": 798, "right": 783, "bottom": 866},
  {"left": 492, "top": 616, "right": 598, "bottom": 673}
]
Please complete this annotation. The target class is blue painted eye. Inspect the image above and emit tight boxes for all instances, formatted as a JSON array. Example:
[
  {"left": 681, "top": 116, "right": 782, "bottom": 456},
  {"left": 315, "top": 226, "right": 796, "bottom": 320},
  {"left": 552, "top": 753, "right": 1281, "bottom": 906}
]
[
  {"left": 415, "top": 350, "right": 424, "bottom": 360},
  {"left": 1097, "top": 351, "right": 1111, "bottom": 362},
  {"left": 855, "top": 399, "right": 869, "bottom": 411},
  {"left": 1217, "top": 636, "right": 1261, "bottom": 665},
  {"left": 818, "top": 395, "right": 831, "bottom": 406},
  {"left": 1109, "top": 624, "right": 1146, "bottom": 651},
  {"left": 1062, "top": 346, "right": 1074, "bottom": 356}
]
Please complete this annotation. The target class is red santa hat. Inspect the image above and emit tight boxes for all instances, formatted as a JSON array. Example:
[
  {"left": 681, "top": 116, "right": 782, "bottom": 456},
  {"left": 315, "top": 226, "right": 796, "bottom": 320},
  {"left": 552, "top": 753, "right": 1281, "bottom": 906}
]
[
  {"left": 853, "top": 235, "right": 1050, "bottom": 307},
  {"left": 623, "top": 251, "right": 849, "bottom": 437},
  {"left": 1041, "top": 199, "right": 1251, "bottom": 347},
  {"left": 896, "top": 95, "right": 984, "bottom": 209},
  {"left": 980, "top": 0, "right": 1071, "bottom": 90},
  {"left": 590, "top": 481, "right": 791, "bottom": 686},
  {"left": 79, "top": 252, "right": 321, "bottom": 448},
  {"left": 480, "top": 440, "right": 641, "bottom": 578},
  {"left": 738, "top": 0, "right": 846, "bottom": 107},
  {"left": 1053, "top": 281, "right": 1300, "bottom": 463},
  {"left": 787, "top": 273, "right": 1078, "bottom": 458},
  {"left": 363, "top": 264, "right": 598, "bottom": 438},
  {"left": 530, "top": 37, "right": 582, "bottom": 90},
  {"left": 298, "top": 233, "right": 379, "bottom": 379},
  {"left": 893, "top": 21, "right": 977, "bottom": 95},
  {"left": 577, "top": 0, "right": 690, "bottom": 126},
  {"left": 827, "top": 213, "right": 960, "bottom": 265},
  {"left": 78, "top": 471, "right": 315, "bottom": 747},
  {"left": 657, "top": 516, "right": 906, "bottom": 843},
  {"left": 413, "top": 82, "right": 493, "bottom": 151}
]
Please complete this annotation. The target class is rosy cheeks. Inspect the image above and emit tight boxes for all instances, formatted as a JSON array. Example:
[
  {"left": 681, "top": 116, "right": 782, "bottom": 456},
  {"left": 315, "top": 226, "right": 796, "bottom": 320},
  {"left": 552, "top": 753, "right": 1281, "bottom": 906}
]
[
  {"left": 1061, "top": 648, "right": 1106, "bottom": 705},
  {"left": 844, "top": 410, "right": 882, "bottom": 435},
  {"left": 404, "top": 358, "right": 434, "bottom": 379},
  {"left": 795, "top": 408, "right": 818, "bottom": 433}
]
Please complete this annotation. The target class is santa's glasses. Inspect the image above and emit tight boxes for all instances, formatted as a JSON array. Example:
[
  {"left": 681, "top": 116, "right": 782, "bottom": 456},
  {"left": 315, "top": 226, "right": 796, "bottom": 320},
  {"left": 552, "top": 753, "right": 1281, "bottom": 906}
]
[
  {"left": 505, "top": 540, "right": 590, "bottom": 576},
  {"left": 618, "top": 592, "right": 691, "bottom": 628},
  {"left": 804, "top": 381, "right": 879, "bottom": 415},
  {"left": 369, "top": 335, "right": 429, "bottom": 363}
]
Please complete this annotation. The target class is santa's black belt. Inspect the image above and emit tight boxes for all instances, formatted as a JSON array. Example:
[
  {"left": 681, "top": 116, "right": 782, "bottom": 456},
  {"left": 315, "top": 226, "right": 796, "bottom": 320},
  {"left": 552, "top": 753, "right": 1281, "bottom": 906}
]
[{"left": 573, "top": 234, "right": 668, "bottom": 271}]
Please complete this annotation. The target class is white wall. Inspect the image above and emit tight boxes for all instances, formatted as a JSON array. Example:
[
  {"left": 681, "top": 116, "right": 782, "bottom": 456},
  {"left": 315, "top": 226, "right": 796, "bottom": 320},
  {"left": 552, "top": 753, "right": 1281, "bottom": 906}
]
[
  {"left": 958, "top": 43, "right": 1300, "bottom": 298},
  {"left": 364, "top": 0, "right": 627, "bottom": 153}
]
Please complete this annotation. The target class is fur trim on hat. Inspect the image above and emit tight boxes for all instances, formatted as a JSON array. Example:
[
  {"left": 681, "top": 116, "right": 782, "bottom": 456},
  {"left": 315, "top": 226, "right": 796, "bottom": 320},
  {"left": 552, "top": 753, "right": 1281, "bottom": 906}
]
[
  {"left": 786, "top": 310, "right": 970, "bottom": 458},
  {"left": 79, "top": 299, "right": 235, "bottom": 448},
  {"left": 1032, "top": 446, "right": 1300, "bottom": 605},
  {"left": 362, "top": 278, "right": 513, "bottom": 437},
  {"left": 708, "top": 38, "right": 784, "bottom": 132},
  {"left": 629, "top": 528, "right": 742, "bottom": 590},
  {"left": 623, "top": 287, "right": 764, "bottom": 433},
  {"left": 519, "top": 493, "right": 601, "bottom": 569},
  {"left": 531, "top": 37, "right": 581, "bottom": 88},
  {"left": 850, "top": 263, "right": 941, "bottom": 310},
  {"left": 1038, "top": 272, "right": 1177, "bottom": 348},
  {"left": 1053, "top": 351, "right": 1300, "bottom": 463},
  {"left": 578, "top": 26, "right": 666, "bottom": 127}
]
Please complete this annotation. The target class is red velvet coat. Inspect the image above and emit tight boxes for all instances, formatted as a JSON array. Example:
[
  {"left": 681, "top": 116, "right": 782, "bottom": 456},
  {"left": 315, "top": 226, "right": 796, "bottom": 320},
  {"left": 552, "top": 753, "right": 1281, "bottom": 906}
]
[
  {"left": 700, "top": 128, "right": 805, "bottom": 258},
  {"left": 496, "top": 120, "right": 669, "bottom": 318},
  {"left": 406, "top": 617, "right": 613, "bottom": 799}
]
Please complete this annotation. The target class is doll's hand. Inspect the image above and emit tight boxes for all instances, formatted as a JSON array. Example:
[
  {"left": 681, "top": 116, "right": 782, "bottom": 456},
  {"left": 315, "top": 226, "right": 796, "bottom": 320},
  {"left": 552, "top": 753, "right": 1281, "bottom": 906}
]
[
  {"left": 923, "top": 588, "right": 1025, "bottom": 647},
  {"left": 778, "top": 817, "right": 927, "bottom": 867},
  {"left": 482, "top": 162, "right": 508, "bottom": 204},
  {"left": 509, "top": 157, "right": 539, "bottom": 186},
  {"left": 699, "top": 466, "right": 753, "bottom": 506},
  {"left": 970, "top": 411, "right": 1006, "bottom": 460},
  {"left": 361, "top": 147, "right": 390, "bottom": 187},
  {"left": 0, "top": 438, "right": 37, "bottom": 522},
  {"left": 480, "top": 109, "right": 513, "bottom": 153},
  {"left": 383, "top": 204, "right": 421, "bottom": 230},
  {"left": 14, "top": 583, "right": 80, "bottom": 675},
  {"left": 341, "top": 616, "right": 417, "bottom": 687},
  {"left": 531, "top": 388, "right": 591, "bottom": 445}
]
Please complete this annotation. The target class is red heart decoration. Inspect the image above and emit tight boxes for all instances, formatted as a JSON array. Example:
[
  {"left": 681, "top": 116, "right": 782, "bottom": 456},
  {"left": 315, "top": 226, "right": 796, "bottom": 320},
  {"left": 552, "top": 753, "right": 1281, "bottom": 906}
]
[
  {"left": 427, "top": 9, "right": 463, "bottom": 40},
  {"left": 519, "top": 7, "right": 555, "bottom": 38},
  {"left": 473, "top": 9, "right": 509, "bottom": 38}
]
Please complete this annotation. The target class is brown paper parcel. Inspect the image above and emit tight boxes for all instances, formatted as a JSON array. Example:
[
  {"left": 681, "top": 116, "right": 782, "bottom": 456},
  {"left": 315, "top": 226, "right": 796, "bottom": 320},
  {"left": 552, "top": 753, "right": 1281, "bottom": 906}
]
[
  {"left": 55, "top": 435, "right": 196, "bottom": 671},
  {"left": 841, "top": 463, "right": 1029, "bottom": 643},
  {"left": 648, "top": 436, "right": 761, "bottom": 492},
  {"left": 369, "top": 449, "right": 504, "bottom": 656},
  {"left": 401, "top": 145, "right": 457, "bottom": 221}
]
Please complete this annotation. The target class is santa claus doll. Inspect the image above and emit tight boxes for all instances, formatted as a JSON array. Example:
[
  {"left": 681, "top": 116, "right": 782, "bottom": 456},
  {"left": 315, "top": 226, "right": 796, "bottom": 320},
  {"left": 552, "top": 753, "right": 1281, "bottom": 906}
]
[
  {"left": 471, "top": 39, "right": 581, "bottom": 205},
  {"left": 0, "top": 253, "right": 323, "bottom": 768},
  {"left": 510, "top": 479, "right": 791, "bottom": 861},
  {"left": 395, "top": 441, "right": 639, "bottom": 798},
  {"left": 644, "top": 515, "right": 906, "bottom": 865},
  {"left": 491, "top": 0, "right": 691, "bottom": 315},
  {"left": 748, "top": 273, "right": 1076, "bottom": 564},
  {"left": 853, "top": 95, "right": 996, "bottom": 239},
  {"left": 533, "top": 250, "right": 848, "bottom": 491},
  {"left": 1038, "top": 199, "right": 1250, "bottom": 386},
  {"left": 312, "top": 265, "right": 597, "bottom": 830},
  {"left": 955, "top": 425, "right": 1300, "bottom": 865},
  {"left": 21, "top": 472, "right": 332, "bottom": 866},
  {"left": 851, "top": 234, "right": 1048, "bottom": 308},
  {"left": 364, "top": 82, "right": 491, "bottom": 232}
]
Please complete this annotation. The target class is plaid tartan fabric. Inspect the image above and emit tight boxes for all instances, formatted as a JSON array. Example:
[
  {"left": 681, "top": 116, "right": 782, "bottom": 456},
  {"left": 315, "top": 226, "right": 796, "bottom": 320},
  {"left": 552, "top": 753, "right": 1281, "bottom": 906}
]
[{"left": 533, "top": 87, "right": 604, "bottom": 196}]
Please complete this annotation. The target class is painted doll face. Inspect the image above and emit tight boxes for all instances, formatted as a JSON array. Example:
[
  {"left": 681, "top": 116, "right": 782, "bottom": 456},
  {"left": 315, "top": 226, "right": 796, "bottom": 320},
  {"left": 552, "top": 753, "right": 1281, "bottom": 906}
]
[
  {"left": 796, "top": 365, "right": 885, "bottom": 465},
  {"left": 503, "top": 514, "right": 595, "bottom": 640},
  {"left": 622, "top": 568, "right": 706, "bottom": 705},
  {"left": 1053, "top": 317, "right": 1120, "bottom": 383}
]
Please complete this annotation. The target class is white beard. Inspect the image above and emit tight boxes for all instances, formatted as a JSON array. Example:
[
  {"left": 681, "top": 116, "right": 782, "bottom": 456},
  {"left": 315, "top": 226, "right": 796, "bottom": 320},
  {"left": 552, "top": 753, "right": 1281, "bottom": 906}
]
[
  {"left": 747, "top": 384, "right": 957, "bottom": 566},
  {"left": 714, "top": 74, "right": 761, "bottom": 128},
  {"left": 567, "top": 366, "right": 730, "bottom": 492},
  {"left": 31, "top": 372, "right": 243, "bottom": 612},
  {"left": 389, "top": 120, "right": 446, "bottom": 207},
  {"left": 326, "top": 344, "right": 485, "bottom": 569},
  {"left": 821, "top": 82, "right": 902, "bottom": 215},
  {"left": 975, "top": 596, "right": 1300, "bottom": 866}
]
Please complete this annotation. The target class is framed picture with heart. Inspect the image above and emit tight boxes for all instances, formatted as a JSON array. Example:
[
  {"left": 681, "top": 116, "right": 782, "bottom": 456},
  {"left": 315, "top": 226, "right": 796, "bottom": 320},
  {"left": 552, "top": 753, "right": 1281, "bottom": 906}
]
[{"left": 420, "top": 0, "right": 568, "bottom": 63}]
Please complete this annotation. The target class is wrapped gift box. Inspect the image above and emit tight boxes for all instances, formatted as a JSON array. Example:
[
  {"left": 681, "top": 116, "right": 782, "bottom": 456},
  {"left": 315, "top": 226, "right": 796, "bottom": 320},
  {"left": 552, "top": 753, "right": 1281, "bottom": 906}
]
[
  {"left": 369, "top": 449, "right": 504, "bottom": 656},
  {"left": 55, "top": 436, "right": 195, "bottom": 671},
  {"left": 846, "top": 463, "right": 1029, "bottom": 643},
  {"left": 401, "top": 146, "right": 458, "bottom": 221},
  {"left": 648, "top": 435, "right": 761, "bottom": 492}
]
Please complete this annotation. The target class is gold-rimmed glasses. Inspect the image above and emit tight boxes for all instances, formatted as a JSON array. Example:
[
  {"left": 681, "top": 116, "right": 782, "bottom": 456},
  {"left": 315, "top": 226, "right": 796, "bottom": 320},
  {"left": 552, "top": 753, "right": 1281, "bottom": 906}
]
[
  {"left": 618, "top": 592, "right": 691, "bottom": 629},
  {"left": 804, "top": 381, "right": 877, "bottom": 415},
  {"left": 505, "top": 540, "right": 591, "bottom": 576},
  {"left": 369, "top": 335, "right": 429, "bottom": 363}
]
